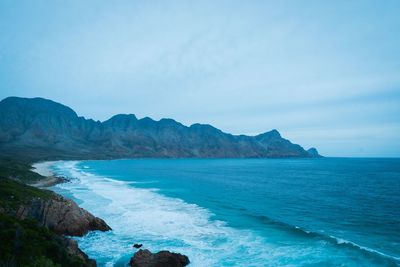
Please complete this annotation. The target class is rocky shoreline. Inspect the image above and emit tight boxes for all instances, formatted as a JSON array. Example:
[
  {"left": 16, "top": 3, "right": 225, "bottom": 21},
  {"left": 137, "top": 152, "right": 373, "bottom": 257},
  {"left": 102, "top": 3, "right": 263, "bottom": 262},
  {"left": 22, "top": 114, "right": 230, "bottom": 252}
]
[
  {"left": 29, "top": 161, "right": 190, "bottom": 267},
  {"left": 0, "top": 177, "right": 101, "bottom": 266},
  {"left": 13, "top": 193, "right": 111, "bottom": 236},
  {"left": 28, "top": 163, "right": 111, "bottom": 234},
  {"left": 29, "top": 175, "right": 67, "bottom": 188}
]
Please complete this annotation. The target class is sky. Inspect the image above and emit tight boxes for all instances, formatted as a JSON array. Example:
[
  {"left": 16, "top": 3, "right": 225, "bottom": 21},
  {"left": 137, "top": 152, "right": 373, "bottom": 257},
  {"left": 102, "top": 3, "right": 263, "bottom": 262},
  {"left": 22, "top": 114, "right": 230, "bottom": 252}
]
[{"left": 0, "top": 0, "right": 399, "bottom": 157}]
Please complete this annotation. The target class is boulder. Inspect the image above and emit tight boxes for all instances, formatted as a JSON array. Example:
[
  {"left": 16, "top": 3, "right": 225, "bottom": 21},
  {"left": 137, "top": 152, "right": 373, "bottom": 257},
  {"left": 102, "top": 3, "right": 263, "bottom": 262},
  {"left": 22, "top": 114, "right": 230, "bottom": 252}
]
[
  {"left": 130, "top": 249, "right": 190, "bottom": 267},
  {"left": 15, "top": 195, "right": 111, "bottom": 236}
]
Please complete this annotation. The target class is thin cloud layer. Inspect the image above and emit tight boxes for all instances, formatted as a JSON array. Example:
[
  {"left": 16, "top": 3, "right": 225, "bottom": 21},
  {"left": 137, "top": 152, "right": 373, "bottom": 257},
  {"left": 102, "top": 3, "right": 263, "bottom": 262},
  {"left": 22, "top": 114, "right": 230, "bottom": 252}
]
[{"left": 1, "top": 0, "right": 399, "bottom": 156}]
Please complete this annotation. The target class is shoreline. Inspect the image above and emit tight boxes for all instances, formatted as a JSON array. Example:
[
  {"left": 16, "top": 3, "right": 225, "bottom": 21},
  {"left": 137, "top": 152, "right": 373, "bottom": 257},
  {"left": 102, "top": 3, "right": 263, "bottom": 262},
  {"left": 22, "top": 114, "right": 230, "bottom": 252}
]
[
  {"left": 32, "top": 161, "right": 57, "bottom": 177},
  {"left": 30, "top": 161, "right": 68, "bottom": 187},
  {"left": 0, "top": 159, "right": 112, "bottom": 267},
  {"left": 30, "top": 175, "right": 67, "bottom": 187},
  {"left": 29, "top": 160, "right": 193, "bottom": 266}
]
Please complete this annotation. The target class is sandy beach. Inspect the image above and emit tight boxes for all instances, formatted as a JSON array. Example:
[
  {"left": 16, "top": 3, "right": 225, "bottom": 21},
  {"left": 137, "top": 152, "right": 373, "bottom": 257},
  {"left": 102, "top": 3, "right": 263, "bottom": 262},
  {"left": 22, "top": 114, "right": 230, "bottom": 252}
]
[{"left": 31, "top": 161, "right": 66, "bottom": 187}]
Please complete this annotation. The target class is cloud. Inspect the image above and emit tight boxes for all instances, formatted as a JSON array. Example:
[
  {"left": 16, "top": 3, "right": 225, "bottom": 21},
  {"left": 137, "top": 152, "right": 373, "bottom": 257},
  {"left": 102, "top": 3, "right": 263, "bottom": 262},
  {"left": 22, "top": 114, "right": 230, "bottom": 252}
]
[{"left": 0, "top": 0, "right": 399, "bottom": 156}]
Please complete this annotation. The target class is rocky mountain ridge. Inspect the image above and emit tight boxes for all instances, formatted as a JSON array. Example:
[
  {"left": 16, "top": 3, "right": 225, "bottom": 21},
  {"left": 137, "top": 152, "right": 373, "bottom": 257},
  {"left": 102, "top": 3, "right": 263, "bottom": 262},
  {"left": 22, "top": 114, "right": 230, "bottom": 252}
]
[{"left": 0, "top": 97, "right": 320, "bottom": 159}]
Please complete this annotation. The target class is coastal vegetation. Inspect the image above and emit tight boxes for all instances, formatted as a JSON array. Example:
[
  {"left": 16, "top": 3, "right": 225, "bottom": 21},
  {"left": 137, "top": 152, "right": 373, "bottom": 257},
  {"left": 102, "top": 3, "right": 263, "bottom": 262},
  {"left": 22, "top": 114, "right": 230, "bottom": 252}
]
[
  {"left": 0, "top": 158, "right": 44, "bottom": 183},
  {"left": 0, "top": 157, "right": 101, "bottom": 266},
  {"left": 0, "top": 213, "right": 94, "bottom": 267}
]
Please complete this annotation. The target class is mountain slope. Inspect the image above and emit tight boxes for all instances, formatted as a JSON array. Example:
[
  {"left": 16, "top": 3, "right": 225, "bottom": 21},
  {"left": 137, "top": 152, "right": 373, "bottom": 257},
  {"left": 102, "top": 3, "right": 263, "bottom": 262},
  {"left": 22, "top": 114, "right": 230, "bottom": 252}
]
[{"left": 0, "top": 97, "right": 320, "bottom": 159}]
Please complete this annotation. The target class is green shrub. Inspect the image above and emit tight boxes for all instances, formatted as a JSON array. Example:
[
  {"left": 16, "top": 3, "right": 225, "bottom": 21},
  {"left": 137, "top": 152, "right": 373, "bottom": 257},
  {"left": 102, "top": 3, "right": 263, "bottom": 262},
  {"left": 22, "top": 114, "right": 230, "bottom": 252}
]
[
  {"left": 0, "top": 178, "right": 54, "bottom": 210},
  {"left": 0, "top": 214, "right": 91, "bottom": 267}
]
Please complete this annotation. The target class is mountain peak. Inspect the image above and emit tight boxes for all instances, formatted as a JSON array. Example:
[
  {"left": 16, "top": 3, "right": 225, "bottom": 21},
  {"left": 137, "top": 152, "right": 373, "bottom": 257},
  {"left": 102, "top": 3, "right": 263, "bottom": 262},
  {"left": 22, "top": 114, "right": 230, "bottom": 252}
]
[
  {"left": 256, "top": 129, "right": 281, "bottom": 139},
  {"left": 0, "top": 96, "right": 78, "bottom": 118},
  {"left": 105, "top": 114, "right": 138, "bottom": 122}
]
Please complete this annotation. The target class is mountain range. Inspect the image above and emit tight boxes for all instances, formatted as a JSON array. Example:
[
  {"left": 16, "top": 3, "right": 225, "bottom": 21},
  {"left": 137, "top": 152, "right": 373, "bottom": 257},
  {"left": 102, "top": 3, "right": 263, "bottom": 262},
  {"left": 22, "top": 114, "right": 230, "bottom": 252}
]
[{"left": 0, "top": 97, "right": 320, "bottom": 160}]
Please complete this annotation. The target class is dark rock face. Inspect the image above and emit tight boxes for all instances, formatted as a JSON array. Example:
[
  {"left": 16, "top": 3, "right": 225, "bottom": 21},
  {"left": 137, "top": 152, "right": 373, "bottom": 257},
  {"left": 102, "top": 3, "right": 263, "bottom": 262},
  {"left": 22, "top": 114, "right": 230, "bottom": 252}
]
[
  {"left": 130, "top": 249, "right": 190, "bottom": 267},
  {"left": 62, "top": 237, "right": 97, "bottom": 266},
  {"left": 0, "top": 97, "right": 321, "bottom": 159},
  {"left": 14, "top": 195, "right": 111, "bottom": 236}
]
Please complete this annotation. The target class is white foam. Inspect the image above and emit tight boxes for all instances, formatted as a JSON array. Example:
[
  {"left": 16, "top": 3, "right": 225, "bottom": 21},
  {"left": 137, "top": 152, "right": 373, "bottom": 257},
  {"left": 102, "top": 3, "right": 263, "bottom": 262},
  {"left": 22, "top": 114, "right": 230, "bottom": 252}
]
[{"left": 330, "top": 236, "right": 400, "bottom": 261}]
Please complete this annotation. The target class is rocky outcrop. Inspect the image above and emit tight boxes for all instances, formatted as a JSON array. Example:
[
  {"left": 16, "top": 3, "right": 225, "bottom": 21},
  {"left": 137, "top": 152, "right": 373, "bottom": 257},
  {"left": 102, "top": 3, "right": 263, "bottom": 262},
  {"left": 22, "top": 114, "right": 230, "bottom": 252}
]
[
  {"left": 0, "top": 97, "right": 321, "bottom": 159},
  {"left": 0, "top": 175, "right": 109, "bottom": 265},
  {"left": 14, "top": 195, "right": 111, "bottom": 236},
  {"left": 307, "top": 147, "right": 321, "bottom": 157},
  {"left": 62, "top": 237, "right": 97, "bottom": 266},
  {"left": 130, "top": 249, "right": 190, "bottom": 267}
]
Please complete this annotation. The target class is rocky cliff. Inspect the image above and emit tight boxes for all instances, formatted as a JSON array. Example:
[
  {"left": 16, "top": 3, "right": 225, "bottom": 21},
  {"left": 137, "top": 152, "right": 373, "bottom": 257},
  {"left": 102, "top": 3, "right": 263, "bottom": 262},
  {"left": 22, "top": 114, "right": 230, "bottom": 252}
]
[
  {"left": 0, "top": 177, "right": 111, "bottom": 266},
  {"left": 0, "top": 178, "right": 111, "bottom": 236},
  {"left": 0, "top": 97, "right": 321, "bottom": 159},
  {"left": 14, "top": 194, "right": 111, "bottom": 236}
]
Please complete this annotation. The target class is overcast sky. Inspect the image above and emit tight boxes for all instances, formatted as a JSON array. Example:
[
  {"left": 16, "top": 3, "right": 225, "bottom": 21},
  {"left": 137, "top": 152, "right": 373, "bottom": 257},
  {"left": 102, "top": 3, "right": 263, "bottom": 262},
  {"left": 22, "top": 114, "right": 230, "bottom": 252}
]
[{"left": 1, "top": 0, "right": 399, "bottom": 157}]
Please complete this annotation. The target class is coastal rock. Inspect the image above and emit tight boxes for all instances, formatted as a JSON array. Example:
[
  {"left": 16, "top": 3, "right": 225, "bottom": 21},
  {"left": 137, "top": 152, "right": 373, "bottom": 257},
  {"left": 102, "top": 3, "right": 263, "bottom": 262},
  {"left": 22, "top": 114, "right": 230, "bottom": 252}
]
[
  {"left": 0, "top": 177, "right": 105, "bottom": 265},
  {"left": 15, "top": 195, "right": 111, "bottom": 236},
  {"left": 129, "top": 249, "right": 190, "bottom": 267},
  {"left": 62, "top": 237, "right": 97, "bottom": 266}
]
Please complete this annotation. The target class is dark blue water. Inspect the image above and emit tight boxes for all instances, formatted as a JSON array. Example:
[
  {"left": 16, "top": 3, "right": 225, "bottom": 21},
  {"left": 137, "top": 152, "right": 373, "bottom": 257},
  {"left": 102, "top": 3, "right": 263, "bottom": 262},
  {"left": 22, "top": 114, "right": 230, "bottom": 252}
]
[{"left": 51, "top": 158, "right": 400, "bottom": 266}]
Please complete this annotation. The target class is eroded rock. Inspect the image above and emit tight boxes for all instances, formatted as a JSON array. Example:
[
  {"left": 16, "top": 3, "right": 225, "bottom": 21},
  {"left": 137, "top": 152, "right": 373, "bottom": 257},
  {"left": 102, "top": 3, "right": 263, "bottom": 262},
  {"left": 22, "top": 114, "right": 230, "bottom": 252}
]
[
  {"left": 130, "top": 249, "right": 190, "bottom": 267},
  {"left": 15, "top": 195, "right": 111, "bottom": 236},
  {"left": 62, "top": 237, "right": 97, "bottom": 266}
]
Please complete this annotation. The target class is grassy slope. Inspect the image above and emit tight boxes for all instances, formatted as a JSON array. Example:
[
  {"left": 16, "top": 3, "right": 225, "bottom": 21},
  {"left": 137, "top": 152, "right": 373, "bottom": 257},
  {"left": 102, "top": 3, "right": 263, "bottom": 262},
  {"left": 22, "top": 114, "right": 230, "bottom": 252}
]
[
  {"left": 0, "top": 157, "right": 44, "bottom": 183},
  {"left": 0, "top": 178, "right": 54, "bottom": 210}
]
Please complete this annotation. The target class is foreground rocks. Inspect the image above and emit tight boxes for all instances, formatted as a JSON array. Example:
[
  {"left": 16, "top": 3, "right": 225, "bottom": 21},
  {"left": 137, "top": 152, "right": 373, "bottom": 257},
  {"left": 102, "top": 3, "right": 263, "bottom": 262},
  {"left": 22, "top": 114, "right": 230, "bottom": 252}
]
[
  {"left": 62, "top": 238, "right": 97, "bottom": 266},
  {"left": 0, "top": 172, "right": 109, "bottom": 266},
  {"left": 130, "top": 249, "right": 190, "bottom": 267},
  {"left": 14, "top": 195, "right": 111, "bottom": 236}
]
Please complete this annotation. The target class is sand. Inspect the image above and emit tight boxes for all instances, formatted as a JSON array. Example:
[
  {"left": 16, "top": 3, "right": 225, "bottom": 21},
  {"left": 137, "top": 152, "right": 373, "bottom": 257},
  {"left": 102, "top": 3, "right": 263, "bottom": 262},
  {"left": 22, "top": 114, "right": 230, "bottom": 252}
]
[{"left": 30, "top": 161, "right": 65, "bottom": 187}]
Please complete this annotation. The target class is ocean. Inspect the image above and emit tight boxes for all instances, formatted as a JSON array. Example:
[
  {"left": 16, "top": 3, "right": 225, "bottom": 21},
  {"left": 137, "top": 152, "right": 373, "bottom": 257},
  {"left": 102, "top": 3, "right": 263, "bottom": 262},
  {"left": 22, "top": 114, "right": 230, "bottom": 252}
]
[{"left": 49, "top": 158, "right": 400, "bottom": 266}]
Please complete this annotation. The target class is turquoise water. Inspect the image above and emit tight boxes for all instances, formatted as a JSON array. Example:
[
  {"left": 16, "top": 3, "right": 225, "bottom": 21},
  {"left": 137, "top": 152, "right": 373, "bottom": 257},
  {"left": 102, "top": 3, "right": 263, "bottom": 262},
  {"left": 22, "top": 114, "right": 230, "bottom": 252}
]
[{"left": 50, "top": 158, "right": 400, "bottom": 266}]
